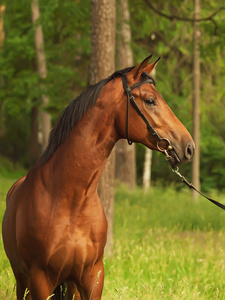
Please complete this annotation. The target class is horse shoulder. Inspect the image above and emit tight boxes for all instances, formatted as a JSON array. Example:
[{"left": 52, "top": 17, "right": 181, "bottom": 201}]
[{"left": 6, "top": 175, "right": 27, "bottom": 202}]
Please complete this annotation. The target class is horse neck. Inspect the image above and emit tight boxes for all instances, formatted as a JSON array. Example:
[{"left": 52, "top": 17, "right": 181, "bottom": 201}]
[{"left": 43, "top": 90, "right": 120, "bottom": 199}]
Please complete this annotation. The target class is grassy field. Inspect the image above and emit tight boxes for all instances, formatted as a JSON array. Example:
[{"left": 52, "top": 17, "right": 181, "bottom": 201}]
[
  {"left": 0, "top": 176, "right": 18, "bottom": 299},
  {"left": 102, "top": 186, "right": 225, "bottom": 299},
  {"left": 1, "top": 175, "right": 225, "bottom": 299}
]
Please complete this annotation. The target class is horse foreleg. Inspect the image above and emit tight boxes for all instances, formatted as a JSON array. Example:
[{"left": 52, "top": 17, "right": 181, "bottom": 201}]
[
  {"left": 16, "top": 277, "right": 31, "bottom": 300},
  {"left": 78, "top": 260, "right": 104, "bottom": 300},
  {"left": 66, "top": 281, "right": 81, "bottom": 300},
  {"left": 29, "top": 268, "right": 54, "bottom": 300}
]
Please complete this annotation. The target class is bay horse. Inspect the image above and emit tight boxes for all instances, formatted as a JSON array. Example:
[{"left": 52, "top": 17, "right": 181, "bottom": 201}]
[{"left": 2, "top": 56, "right": 194, "bottom": 300}]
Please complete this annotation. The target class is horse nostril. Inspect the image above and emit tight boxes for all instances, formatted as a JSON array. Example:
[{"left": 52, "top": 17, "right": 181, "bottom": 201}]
[{"left": 185, "top": 143, "right": 194, "bottom": 160}]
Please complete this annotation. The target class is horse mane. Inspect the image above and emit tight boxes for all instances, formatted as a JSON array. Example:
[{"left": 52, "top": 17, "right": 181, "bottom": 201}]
[{"left": 40, "top": 66, "right": 134, "bottom": 164}]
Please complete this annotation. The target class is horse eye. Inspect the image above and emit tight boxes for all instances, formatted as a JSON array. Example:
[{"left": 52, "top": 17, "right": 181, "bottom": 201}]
[{"left": 145, "top": 99, "right": 156, "bottom": 106}]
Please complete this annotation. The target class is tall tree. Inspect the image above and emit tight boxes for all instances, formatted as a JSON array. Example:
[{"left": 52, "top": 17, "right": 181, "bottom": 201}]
[
  {"left": 142, "top": 148, "right": 152, "bottom": 192},
  {"left": 192, "top": 0, "right": 201, "bottom": 198},
  {"left": 90, "top": 0, "right": 116, "bottom": 258},
  {"left": 31, "top": 0, "right": 51, "bottom": 151},
  {"left": 0, "top": 4, "right": 5, "bottom": 137},
  {"left": 142, "top": 67, "right": 156, "bottom": 192},
  {"left": 30, "top": 98, "right": 39, "bottom": 164},
  {"left": 115, "top": 0, "right": 136, "bottom": 188},
  {"left": 0, "top": 4, "right": 4, "bottom": 49}
]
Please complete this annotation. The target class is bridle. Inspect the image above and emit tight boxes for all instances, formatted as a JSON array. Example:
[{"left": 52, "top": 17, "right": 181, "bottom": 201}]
[
  {"left": 121, "top": 72, "right": 225, "bottom": 211},
  {"left": 121, "top": 72, "right": 176, "bottom": 167},
  {"left": 121, "top": 72, "right": 161, "bottom": 144}
]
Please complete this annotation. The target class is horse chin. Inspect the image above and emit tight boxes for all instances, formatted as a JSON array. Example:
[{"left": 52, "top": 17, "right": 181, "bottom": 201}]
[
  {"left": 171, "top": 149, "right": 181, "bottom": 164},
  {"left": 168, "top": 149, "right": 181, "bottom": 168}
]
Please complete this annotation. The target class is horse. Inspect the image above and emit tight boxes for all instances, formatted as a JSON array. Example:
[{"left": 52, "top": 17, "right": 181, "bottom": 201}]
[{"left": 2, "top": 55, "right": 194, "bottom": 300}]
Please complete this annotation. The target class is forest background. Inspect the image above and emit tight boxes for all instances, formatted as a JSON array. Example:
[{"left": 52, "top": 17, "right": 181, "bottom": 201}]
[{"left": 0, "top": 0, "right": 225, "bottom": 191}]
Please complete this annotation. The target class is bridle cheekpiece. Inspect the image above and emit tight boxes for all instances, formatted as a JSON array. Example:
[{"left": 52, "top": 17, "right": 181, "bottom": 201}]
[{"left": 121, "top": 72, "right": 174, "bottom": 164}]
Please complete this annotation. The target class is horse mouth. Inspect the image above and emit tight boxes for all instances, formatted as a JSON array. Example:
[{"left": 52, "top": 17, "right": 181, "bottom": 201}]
[
  {"left": 157, "top": 138, "right": 193, "bottom": 167},
  {"left": 156, "top": 138, "right": 181, "bottom": 168},
  {"left": 169, "top": 149, "right": 181, "bottom": 165},
  {"left": 164, "top": 148, "right": 182, "bottom": 170},
  {"left": 169, "top": 146, "right": 192, "bottom": 166}
]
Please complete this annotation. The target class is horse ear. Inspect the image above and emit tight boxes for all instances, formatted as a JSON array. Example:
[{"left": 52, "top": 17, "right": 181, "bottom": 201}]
[
  {"left": 127, "top": 55, "right": 153, "bottom": 83},
  {"left": 145, "top": 57, "right": 161, "bottom": 75}
]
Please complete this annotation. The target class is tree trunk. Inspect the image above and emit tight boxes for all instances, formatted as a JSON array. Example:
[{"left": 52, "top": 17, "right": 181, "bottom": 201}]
[
  {"left": 142, "top": 148, "right": 152, "bottom": 192},
  {"left": 31, "top": 0, "right": 51, "bottom": 151},
  {"left": 192, "top": 0, "right": 201, "bottom": 199},
  {"left": 90, "top": 0, "right": 116, "bottom": 258},
  {"left": 142, "top": 68, "right": 156, "bottom": 191},
  {"left": 0, "top": 5, "right": 5, "bottom": 137},
  {"left": 115, "top": 0, "right": 136, "bottom": 188},
  {"left": 0, "top": 5, "right": 5, "bottom": 49},
  {"left": 117, "top": 0, "right": 133, "bottom": 68},
  {"left": 30, "top": 99, "right": 39, "bottom": 165}
]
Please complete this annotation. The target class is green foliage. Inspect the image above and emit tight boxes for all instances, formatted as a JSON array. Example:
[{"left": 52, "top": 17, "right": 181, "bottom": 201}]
[
  {"left": 39, "top": 0, "right": 91, "bottom": 108},
  {"left": 0, "top": 155, "right": 26, "bottom": 179},
  {"left": 0, "top": 0, "right": 91, "bottom": 165},
  {"left": 130, "top": 0, "right": 225, "bottom": 190}
]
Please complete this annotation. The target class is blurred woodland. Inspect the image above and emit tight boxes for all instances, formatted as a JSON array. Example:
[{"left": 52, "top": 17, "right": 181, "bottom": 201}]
[{"left": 0, "top": 0, "right": 225, "bottom": 191}]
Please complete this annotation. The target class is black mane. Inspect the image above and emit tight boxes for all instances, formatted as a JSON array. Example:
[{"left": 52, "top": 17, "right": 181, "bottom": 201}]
[{"left": 40, "top": 66, "right": 134, "bottom": 164}]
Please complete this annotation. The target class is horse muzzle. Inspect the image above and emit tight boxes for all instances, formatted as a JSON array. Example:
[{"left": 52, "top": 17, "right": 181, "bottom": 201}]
[{"left": 157, "top": 138, "right": 195, "bottom": 169}]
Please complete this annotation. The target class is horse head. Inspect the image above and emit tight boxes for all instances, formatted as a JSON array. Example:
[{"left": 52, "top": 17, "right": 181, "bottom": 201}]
[{"left": 116, "top": 55, "right": 195, "bottom": 167}]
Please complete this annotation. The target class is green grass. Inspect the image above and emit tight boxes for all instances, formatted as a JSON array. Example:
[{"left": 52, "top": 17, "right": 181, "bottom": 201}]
[
  {"left": 101, "top": 186, "right": 225, "bottom": 299},
  {"left": 1, "top": 177, "right": 225, "bottom": 299},
  {"left": 103, "top": 229, "right": 225, "bottom": 299},
  {"left": 0, "top": 155, "right": 26, "bottom": 180},
  {"left": 0, "top": 176, "right": 18, "bottom": 300}
]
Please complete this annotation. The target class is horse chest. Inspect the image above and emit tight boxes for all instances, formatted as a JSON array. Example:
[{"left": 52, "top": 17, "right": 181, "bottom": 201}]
[{"left": 45, "top": 225, "right": 103, "bottom": 283}]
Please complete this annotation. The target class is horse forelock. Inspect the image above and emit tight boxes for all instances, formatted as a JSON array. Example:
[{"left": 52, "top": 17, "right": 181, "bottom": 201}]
[{"left": 40, "top": 66, "right": 135, "bottom": 165}]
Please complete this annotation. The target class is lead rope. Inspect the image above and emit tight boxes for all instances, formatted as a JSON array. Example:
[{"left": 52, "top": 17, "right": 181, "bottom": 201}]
[
  {"left": 173, "top": 167, "right": 225, "bottom": 210},
  {"left": 164, "top": 151, "right": 225, "bottom": 211}
]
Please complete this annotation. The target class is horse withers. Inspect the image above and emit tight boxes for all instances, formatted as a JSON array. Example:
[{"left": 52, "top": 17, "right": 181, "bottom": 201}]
[{"left": 2, "top": 56, "right": 194, "bottom": 300}]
